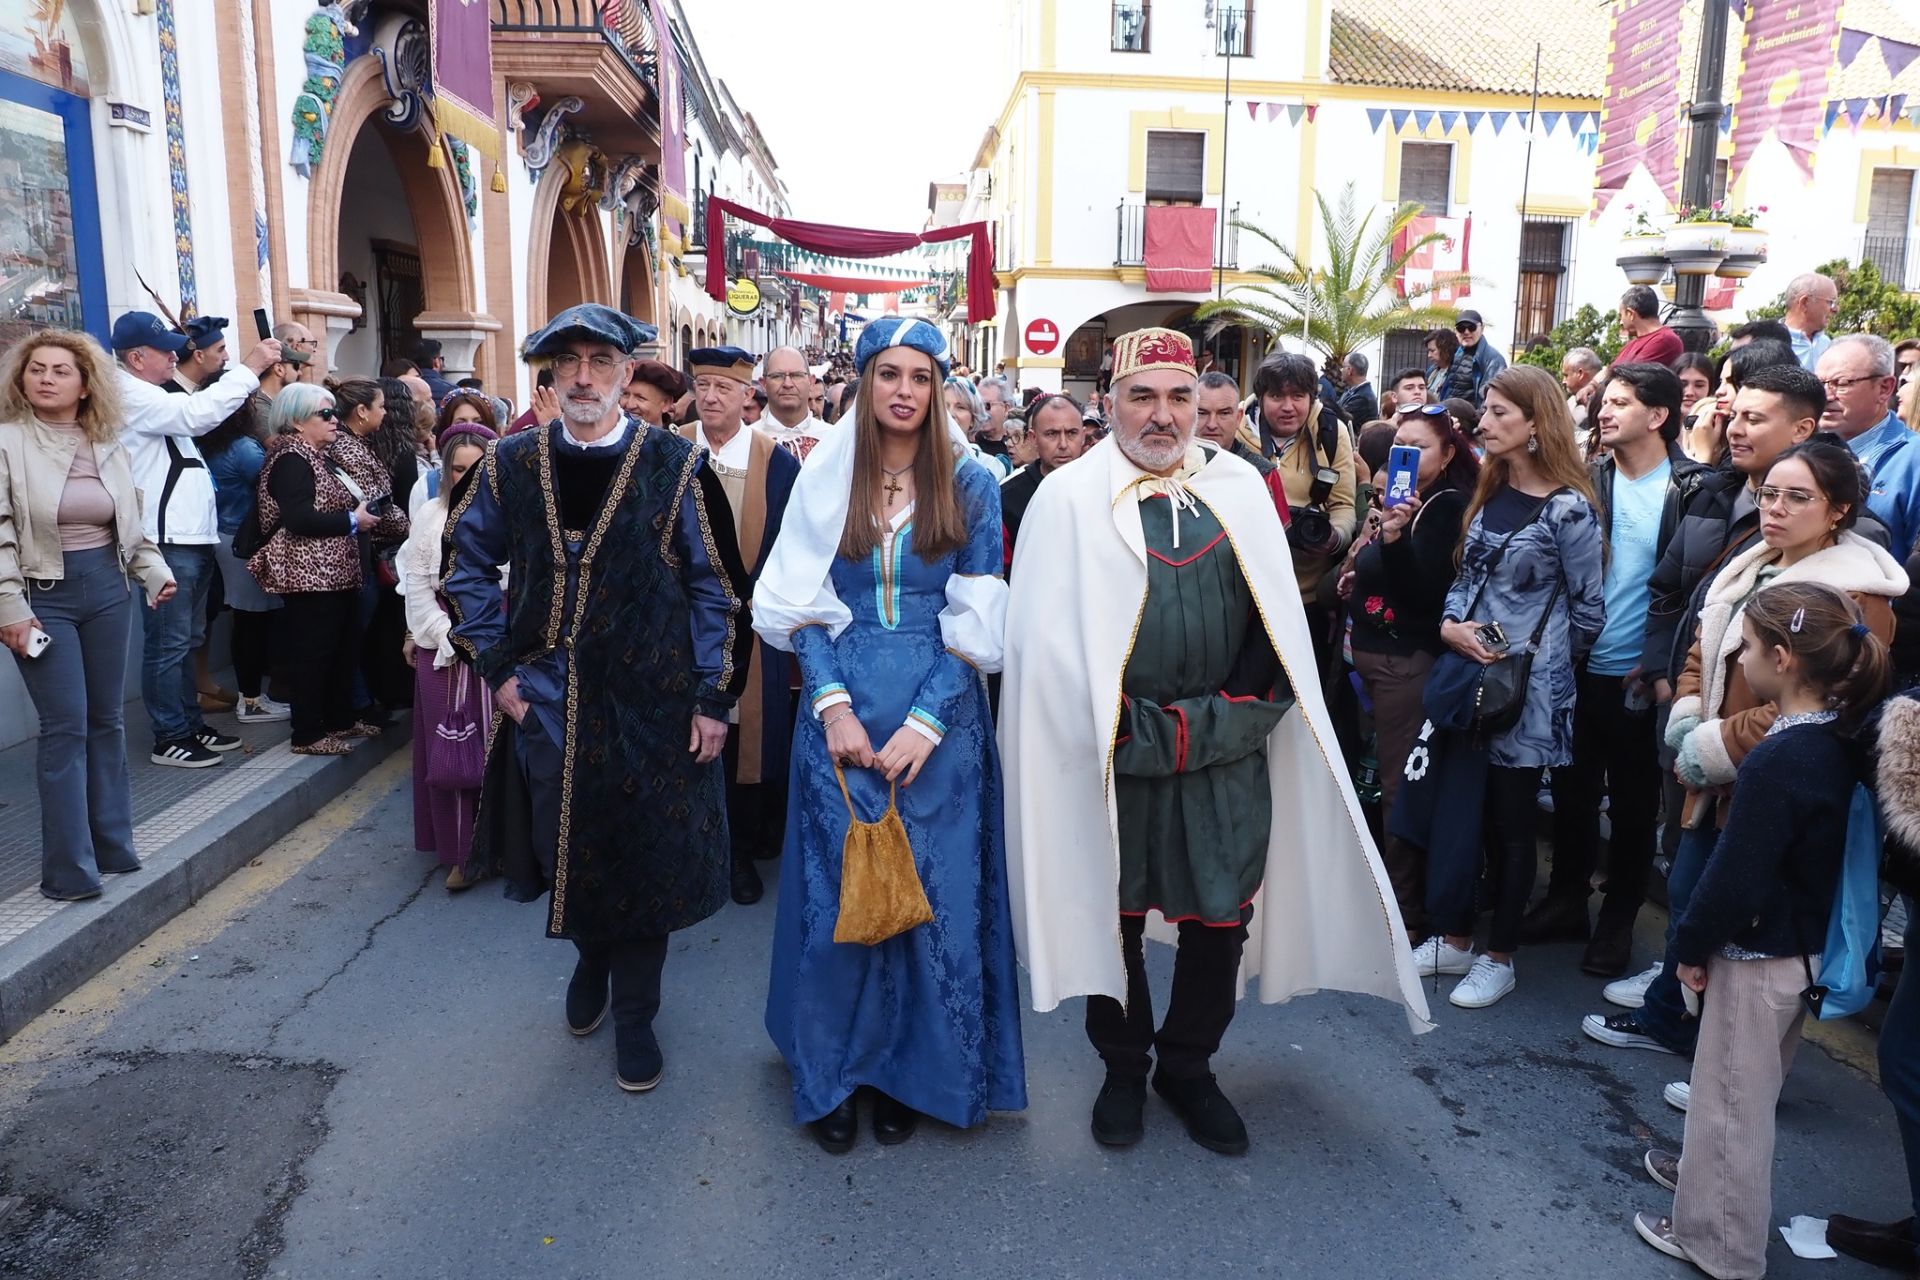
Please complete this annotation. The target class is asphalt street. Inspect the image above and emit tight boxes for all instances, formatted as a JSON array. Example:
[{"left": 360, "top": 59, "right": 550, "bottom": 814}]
[{"left": 0, "top": 753, "right": 1905, "bottom": 1279}]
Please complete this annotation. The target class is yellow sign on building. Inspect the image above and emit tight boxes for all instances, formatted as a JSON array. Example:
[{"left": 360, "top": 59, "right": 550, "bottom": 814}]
[{"left": 726, "top": 277, "right": 762, "bottom": 316}]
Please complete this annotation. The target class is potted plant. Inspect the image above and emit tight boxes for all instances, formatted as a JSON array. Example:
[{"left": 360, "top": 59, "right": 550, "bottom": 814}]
[
  {"left": 1716, "top": 205, "right": 1769, "bottom": 279},
  {"left": 1616, "top": 205, "right": 1669, "bottom": 285},
  {"left": 1664, "top": 201, "right": 1732, "bottom": 275}
]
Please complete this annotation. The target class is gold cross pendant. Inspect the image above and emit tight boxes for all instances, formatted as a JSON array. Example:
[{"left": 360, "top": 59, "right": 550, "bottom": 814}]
[{"left": 883, "top": 475, "right": 903, "bottom": 504}]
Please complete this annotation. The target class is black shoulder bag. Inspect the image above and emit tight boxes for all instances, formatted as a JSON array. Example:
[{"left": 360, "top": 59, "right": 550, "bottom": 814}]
[{"left": 1438, "top": 489, "right": 1568, "bottom": 737}]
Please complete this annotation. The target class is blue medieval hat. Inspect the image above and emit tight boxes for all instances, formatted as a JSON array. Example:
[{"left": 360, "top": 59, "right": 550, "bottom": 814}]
[
  {"left": 687, "top": 346, "right": 756, "bottom": 382},
  {"left": 182, "top": 315, "right": 229, "bottom": 353},
  {"left": 853, "top": 317, "right": 951, "bottom": 378},
  {"left": 522, "top": 303, "right": 657, "bottom": 360}
]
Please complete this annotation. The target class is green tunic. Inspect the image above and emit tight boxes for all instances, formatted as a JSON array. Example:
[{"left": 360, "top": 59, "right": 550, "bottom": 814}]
[{"left": 1114, "top": 495, "right": 1295, "bottom": 923}]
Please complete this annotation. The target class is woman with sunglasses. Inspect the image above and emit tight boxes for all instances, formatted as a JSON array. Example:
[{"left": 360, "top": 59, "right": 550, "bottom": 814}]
[{"left": 250, "top": 384, "right": 377, "bottom": 755}]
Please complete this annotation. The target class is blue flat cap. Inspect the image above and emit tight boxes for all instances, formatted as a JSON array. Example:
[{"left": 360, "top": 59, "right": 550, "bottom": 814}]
[
  {"left": 687, "top": 346, "right": 756, "bottom": 382},
  {"left": 111, "top": 311, "right": 189, "bottom": 354},
  {"left": 183, "top": 315, "right": 229, "bottom": 351},
  {"left": 854, "top": 317, "right": 951, "bottom": 378},
  {"left": 523, "top": 303, "right": 657, "bottom": 360}
]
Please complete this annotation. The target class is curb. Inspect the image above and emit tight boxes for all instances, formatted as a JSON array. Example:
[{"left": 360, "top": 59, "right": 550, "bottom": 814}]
[{"left": 0, "top": 717, "right": 410, "bottom": 1044}]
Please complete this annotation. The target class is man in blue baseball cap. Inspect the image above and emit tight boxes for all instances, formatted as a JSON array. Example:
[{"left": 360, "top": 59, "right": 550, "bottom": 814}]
[
  {"left": 444, "top": 302, "right": 752, "bottom": 1093},
  {"left": 113, "top": 309, "right": 284, "bottom": 768}
]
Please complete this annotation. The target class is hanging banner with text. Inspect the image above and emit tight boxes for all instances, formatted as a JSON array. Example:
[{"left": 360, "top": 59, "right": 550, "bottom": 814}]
[
  {"left": 1592, "top": 0, "right": 1685, "bottom": 215},
  {"left": 430, "top": 0, "right": 498, "bottom": 158},
  {"left": 1729, "top": 0, "right": 1846, "bottom": 187}
]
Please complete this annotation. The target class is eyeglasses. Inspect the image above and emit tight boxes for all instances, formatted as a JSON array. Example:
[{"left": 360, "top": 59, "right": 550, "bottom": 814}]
[
  {"left": 1818, "top": 373, "right": 1879, "bottom": 393},
  {"left": 315, "top": 407, "right": 337, "bottom": 421},
  {"left": 549, "top": 353, "right": 623, "bottom": 376},
  {"left": 1755, "top": 485, "right": 1822, "bottom": 511}
]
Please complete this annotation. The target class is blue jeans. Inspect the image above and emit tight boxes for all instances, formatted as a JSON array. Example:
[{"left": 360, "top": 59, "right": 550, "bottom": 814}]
[
  {"left": 1883, "top": 904, "right": 1920, "bottom": 1234},
  {"left": 141, "top": 543, "right": 214, "bottom": 744},
  {"left": 1638, "top": 821, "right": 1716, "bottom": 1055},
  {"left": 13, "top": 546, "right": 139, "bottom": 896}
]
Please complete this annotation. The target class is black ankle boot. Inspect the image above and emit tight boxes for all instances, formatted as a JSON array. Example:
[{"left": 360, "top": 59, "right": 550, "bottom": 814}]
[
  {"left": 810, "top": 1096, "right": 858, "bottom": 1154},
  {"left": 609, "top": 938, "right": 666, "bottom": 1092},
  {"left": 1580, "top": 926, "right": 1634, "bottom": 978},
  {"left": 1519, "top": 893, "right": 1591, "bottom": 945},
  {"left": 1090, "top": 1073, "right": 1147, "bottom": 1146},
  {"left": 565, "top": 948, "right": 610, "bottom": 1036},
  {"left": 1152, "top": 1069, "right": 1249, "bottom": 1155},
  {"left": 871, "top": 1091, "right": 918, "bottom": 1145},
  {"left": 730, "top": 856, "right": 764, "bottom": 905}
]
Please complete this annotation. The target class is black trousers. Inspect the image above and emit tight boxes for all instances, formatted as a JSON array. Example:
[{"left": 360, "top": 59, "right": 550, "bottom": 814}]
[
  {"left": 1482, "top": 765, "right": 1543, "bottom": 954},
  {"left": 720, "top": 733, "right": 784, "bottom": 863},
  {"left": 230, "top": 608, "right": 275, "bottom": 699},
  {"left": 1547, "top": 669, "right": 1662, "bottom": 934},
  {"left": 574, "top": 935, "right": 668, "bottom": 1034},
  {"left": 280, "top": 590, "right": 360, "bottom": 746},
  {"left": 1085, "top": 906, "right": 1253, "bottom": 1081}
]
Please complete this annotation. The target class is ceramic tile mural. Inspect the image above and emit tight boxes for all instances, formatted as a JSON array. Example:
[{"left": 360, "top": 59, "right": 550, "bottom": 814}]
[
  {"left": 0, "top": 98, "right": 85, "bottom": 349},
  {"left": 0, "top": 0, "right": 90, "bottom": 96}
]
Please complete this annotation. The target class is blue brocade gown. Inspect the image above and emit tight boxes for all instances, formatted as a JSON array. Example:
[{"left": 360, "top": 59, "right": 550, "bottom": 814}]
[{"left": 765, "top": 498, "right": 1028, "bottom": 1129}]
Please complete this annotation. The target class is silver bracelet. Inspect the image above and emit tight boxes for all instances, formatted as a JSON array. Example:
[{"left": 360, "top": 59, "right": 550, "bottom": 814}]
[{"left": 822, "top": 707, "right": 854, "bottom": 728}]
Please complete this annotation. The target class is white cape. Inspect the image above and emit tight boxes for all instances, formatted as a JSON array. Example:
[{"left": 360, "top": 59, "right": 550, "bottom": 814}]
[{"left": 1000, "top": 437, "right": 1433, "bottom": 1032}]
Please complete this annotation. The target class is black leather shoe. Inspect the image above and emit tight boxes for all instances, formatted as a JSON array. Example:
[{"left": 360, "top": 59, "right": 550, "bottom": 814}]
[
  {"left": 1520, "top": 893, "right": 1591, "bottom": 945},
  {"left": 810, "top": 1097, "right": 858, "bottom": 1154},
  {"left": 871, "top": 1092, "right": 918, "bottom": 1145},
  {"left": 1152, "top": 1069, "right": 1249, "bottom": 1155},
  {"left": 730, "top": 858, "right": 764, "bottom": 905},
  {"left": 1580, "top": 927, "right": 1634, "bottom": 978},
  {"left": 566, "top": 955, "right": 610, "bottom": 1037},
  {"left": 614, "top": 1025, "right": 663, "bottom": 1093},
  {"left": 1090, "top": 1073, "right": 1147, "bottom": 1147},
  {"left": 1827, "top": 1215, "right": 1919, "bottom": 1271}
]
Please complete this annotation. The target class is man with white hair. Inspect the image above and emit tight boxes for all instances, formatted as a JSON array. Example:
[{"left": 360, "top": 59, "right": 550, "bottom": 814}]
[
  {"left": 758, "top": 346, "right": 826, "bottom": 461},
  {"left": 1562, "top": 346, "right": 1605, "bottom": 435},
  {"left": 976, "top": 374, "right": 1017, "bottom": 469},
  {"left": 1816, "top": 333, "right": 1920, "bottom": 556},
  {"left": 1784, "top": 272, "right": 1840, "bottom": 371},
  {"left": 1000, "top": 326, "right": 1428, "bottom": 1158}
]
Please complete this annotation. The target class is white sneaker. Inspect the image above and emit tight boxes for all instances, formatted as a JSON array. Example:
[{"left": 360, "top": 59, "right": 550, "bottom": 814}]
[
  {"left": 1604, "top": 962, "right": 1663, "bottom": 1009},
  {"left": 1410, "top": 936, "right": 1477, "bottom": 977},
  {"left": 1663, "top": 1081, "right": 1689, "bottom": 1113},
  {"left": 235, "top": 696, "right": 291, "bottom": 723},
  {"left": 1449, "top": 956, "right": 1517, "bottom": 1009}
]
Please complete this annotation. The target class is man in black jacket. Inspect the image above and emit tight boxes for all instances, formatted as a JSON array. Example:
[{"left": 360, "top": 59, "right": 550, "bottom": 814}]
[{"left": 1529, "top": 364, "right": 1705, "bottom": 976}]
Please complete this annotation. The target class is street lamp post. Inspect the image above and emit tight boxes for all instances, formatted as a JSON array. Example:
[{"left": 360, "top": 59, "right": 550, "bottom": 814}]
[{"left": 1668, "top": 0, "right": 1732, "bottom": 353}]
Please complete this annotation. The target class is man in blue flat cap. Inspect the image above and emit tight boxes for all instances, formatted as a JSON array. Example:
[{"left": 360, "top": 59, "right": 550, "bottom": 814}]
[
  {"left": 443, "top": 303, "right": 752, "bottom": 1093},
  {"left": 166, "top": 316, "right": 231, "bottom": 395},
  {"left": 114, "top": 309, "right": 284, "bottom": 768},
  {"left": 681, "top": 345, "right": 800, "bottom": 905}
]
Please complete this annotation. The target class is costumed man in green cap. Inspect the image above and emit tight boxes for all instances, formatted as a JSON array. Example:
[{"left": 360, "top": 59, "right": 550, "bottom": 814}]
[{"left": 443, "top": 304, "right": 751, "bottom": 1093}]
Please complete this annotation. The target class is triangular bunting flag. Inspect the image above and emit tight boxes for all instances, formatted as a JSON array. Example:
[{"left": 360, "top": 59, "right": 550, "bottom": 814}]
[
  {"left": 1837, "top": 26, "right": 1871, "bottom": 67},
  {"left": 1366, "top": 107, "right": 1386, "bottom": 132},
  {"left": 1390, "top": 108, "right": 1412, "bottom": 132},
  {"left": 1413, "top": 109, "right": 1436, "bottom": 133},
  {"left": 1266, "top": 101, "right": 1283, "bottom": 121},
  {"left": 1518, "top": 112, "right": 1531, "bottom": 130},
  {"left": 1438, "top": 110, "right": 1460, "bottom": 134},
  {"left": 1847, "top": 97, "right": 1870, "bottom": 126},
  {"left": 1824, "top": 99, "right": 1843, "bottom": 132},
  {"left": 1246, "top": 99, "right": 1261, "bottom": 120},
  {"left": 1285, "top": 103, "right": 1304, "bottom": 125},
  {"left": 1464, "top": 109, "right": 1484, "bottom": 133},
  {"left": 1892, "top": 94, "right": 1909, "bottom": 124},
  {"left": 1489, "top": 110, "right": 1509, "bottom": 133},
  {"left": 1306, "top": 104, "right": 1318, "bottom": 123},
  {"left": 1541, "top": 110, "right": 1563, "bottom": 134},
  {"left": 1884, "top": 37, "right": 1920, "bottom": 79}
]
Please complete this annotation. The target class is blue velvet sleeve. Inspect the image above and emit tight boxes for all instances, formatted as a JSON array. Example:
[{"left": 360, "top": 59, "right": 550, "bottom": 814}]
[
  {"left": 792, "top": 623, "right": 849, "bottom": 719},
  {"left": 673, "top": 457, "right": 751, "bottom": 720},
  {"left": 905, "top": 466, "right": 1005, "bottom": 743},
  {"left": 443, "top": 451, "right": 516, "bottom": 689}
]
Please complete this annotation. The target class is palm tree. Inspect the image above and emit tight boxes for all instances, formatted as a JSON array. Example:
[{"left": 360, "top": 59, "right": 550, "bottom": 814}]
[{"left": 1193, "top": 183, "right": 1476, "bottom": 365}]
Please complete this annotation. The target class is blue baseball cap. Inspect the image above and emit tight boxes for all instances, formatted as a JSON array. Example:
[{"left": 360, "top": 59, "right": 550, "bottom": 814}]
[{"left": 111, "top": 311, "right": 189, "bottom": 354}]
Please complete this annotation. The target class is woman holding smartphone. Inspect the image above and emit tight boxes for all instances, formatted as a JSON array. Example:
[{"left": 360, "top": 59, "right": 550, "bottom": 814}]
[
  {"left": 1404, "top": 367, "right": 1605, "bottom": 1009},
  {"left": 0, "top": 330, "right": 176, "bottom": 899}
]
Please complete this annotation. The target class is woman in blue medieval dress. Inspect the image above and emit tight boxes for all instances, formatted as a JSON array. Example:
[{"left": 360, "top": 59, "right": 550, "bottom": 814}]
[{"left": 753, "top": 317, "right": 1027, "bottom": 1153}]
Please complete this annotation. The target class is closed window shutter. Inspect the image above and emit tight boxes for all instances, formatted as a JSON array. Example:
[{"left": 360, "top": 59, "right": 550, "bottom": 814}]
[
  {"left": 1868, "top": 168, "right": 1914, "bottom": 235},
  {"left": 1399, "top": 142, "right": 1452, "bottom": 214},
  {"left": 1145, "top": 131, "right": 1205, "bottom": 204}
]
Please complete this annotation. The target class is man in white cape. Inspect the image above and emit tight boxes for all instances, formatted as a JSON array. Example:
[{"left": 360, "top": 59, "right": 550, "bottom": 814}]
[{"left": 1001, "top": 327, "right": 1431, "bottom": 1157}]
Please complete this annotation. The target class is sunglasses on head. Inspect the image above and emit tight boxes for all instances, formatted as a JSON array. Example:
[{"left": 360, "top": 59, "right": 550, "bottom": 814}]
[{"left": 316, "top": 407, "right": 337, "bottom": 421}]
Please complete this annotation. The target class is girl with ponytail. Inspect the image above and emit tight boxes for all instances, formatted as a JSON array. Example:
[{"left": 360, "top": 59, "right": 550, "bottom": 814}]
[{"left": 1632, "top": 581, "right": 1890, "bottom": 1276}]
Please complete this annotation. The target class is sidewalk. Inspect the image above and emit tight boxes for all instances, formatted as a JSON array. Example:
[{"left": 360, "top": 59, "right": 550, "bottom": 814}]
[{"left": 0, "top": 694, "right": 406, "bottom": 1042}]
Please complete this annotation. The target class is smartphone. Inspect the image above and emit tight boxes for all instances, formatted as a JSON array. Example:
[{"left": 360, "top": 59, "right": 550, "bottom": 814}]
[
  {"left": 1384, "top": 445, "right": 1421, "bottom": 507},
  {"left": 24, "top": 626, "right": 51, "bottom": 659},
  {"left": 366, "top": 495, "right": 395, "bottom": 518},
  {"left": 253, "top": 307, "right": 272, "bottom": 341}
]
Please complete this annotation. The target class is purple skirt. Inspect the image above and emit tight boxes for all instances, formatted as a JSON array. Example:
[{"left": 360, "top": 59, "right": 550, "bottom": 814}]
[{"left": 411, "top": 649, "right": 484, "bottom": 865}]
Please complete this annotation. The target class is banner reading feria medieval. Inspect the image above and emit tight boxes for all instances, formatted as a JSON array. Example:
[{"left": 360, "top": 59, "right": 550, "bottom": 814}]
[
  {"left": 1729, "top": 0, "right": 1846, "bottom": 187},
  {"left": 1593, "top": 0, "right": 1686, "bottom": 215}
]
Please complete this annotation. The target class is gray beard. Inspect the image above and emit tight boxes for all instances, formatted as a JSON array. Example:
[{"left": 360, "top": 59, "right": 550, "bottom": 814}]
[
  {"left": 560, "top": 387, "right": 617, "bottom": 426},
  {"left": 1117, "top": 430, "right": 1189, "bottom": 473}
]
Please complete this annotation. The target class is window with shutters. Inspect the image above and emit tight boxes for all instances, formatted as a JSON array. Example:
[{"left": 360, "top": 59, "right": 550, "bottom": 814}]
[
  {"left": 1516, "top": 218, "right": 1575, "bottom": 346},
  {"left": 1866, "top": 168, "right": 1914, "bottom": 289},
  {"left": 1712, "top": 159, "right": 1730, "bottom": 204},
  {"left": 1398, "top": 142, "right": 1452, "bottom": 215},
  {"left": 1145, "top": 131, "right": 1205, "bottom": 205}
]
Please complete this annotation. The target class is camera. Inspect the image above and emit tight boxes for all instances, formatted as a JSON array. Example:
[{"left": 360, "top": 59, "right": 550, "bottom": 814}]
[
  {"left": 1285, "top": 463, "right": 1343, "bottom": 553},
  {"left": 1475, "top": 621, "right": 1510, "bottom": 654}
]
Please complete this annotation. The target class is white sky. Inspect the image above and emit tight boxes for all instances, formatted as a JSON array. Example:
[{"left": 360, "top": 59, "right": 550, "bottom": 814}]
[{"left": 686, "top": 0, "right": 1008, "bottom": 229}]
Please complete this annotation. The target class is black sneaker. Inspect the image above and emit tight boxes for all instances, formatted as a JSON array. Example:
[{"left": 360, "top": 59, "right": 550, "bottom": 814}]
[
  {"left": 151, "top": 738, "right": 221, "bottom": 769},
  {"left": 1091, "top": 1073, "right": 1147, "bottom": 1146},
  {"left": 194, "top": 728, "right": 243, "bottom": 753},
  {"left": 1152, "top": 1069, "right": 1249, "bottom": 1155},
  {"left": 1581, "top": 1011, "right": 1679, "bottom": 1054}
]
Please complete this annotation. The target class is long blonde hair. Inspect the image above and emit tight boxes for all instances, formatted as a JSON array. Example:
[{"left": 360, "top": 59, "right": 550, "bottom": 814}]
[
  {"left": 0, "top": 328, "right": 125, "bottom": 444},
  {"left": 839, "top": 353, "right": 968, "bottom": 560},
  {"left": 1458, "top": 364, "right": 1597, "bottom": 558}
]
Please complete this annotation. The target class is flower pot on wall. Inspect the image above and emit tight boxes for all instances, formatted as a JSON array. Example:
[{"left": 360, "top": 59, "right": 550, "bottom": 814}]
[
  {"left": 1715, "top": 226, "right": 1769, "bottom": 279},
  {"left": 1664, "top": 222, "right": 1731, "bottom": 276}
]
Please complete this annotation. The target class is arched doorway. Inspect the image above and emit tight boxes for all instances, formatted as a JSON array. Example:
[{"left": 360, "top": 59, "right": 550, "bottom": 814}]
[
  {"left": 614, "top": 236, "right": 656, "bottom": 332},
  {"left": 0, "top": 0, "right": 109, "bottom": 347},
  {"left": 525, "top": 155, "right": 611, "bottom": 331}
]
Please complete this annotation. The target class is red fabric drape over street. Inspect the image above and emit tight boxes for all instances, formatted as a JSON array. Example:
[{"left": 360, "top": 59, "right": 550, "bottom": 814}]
[
  {"left": 774, "top": 270, "right": 931, "bottom": 293},
  {"left": 1143, "top": 206, "right": 1216, "bottom": 292},
  {"left": 705, "top": 197, "right": 997, "bottom": 323}
]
